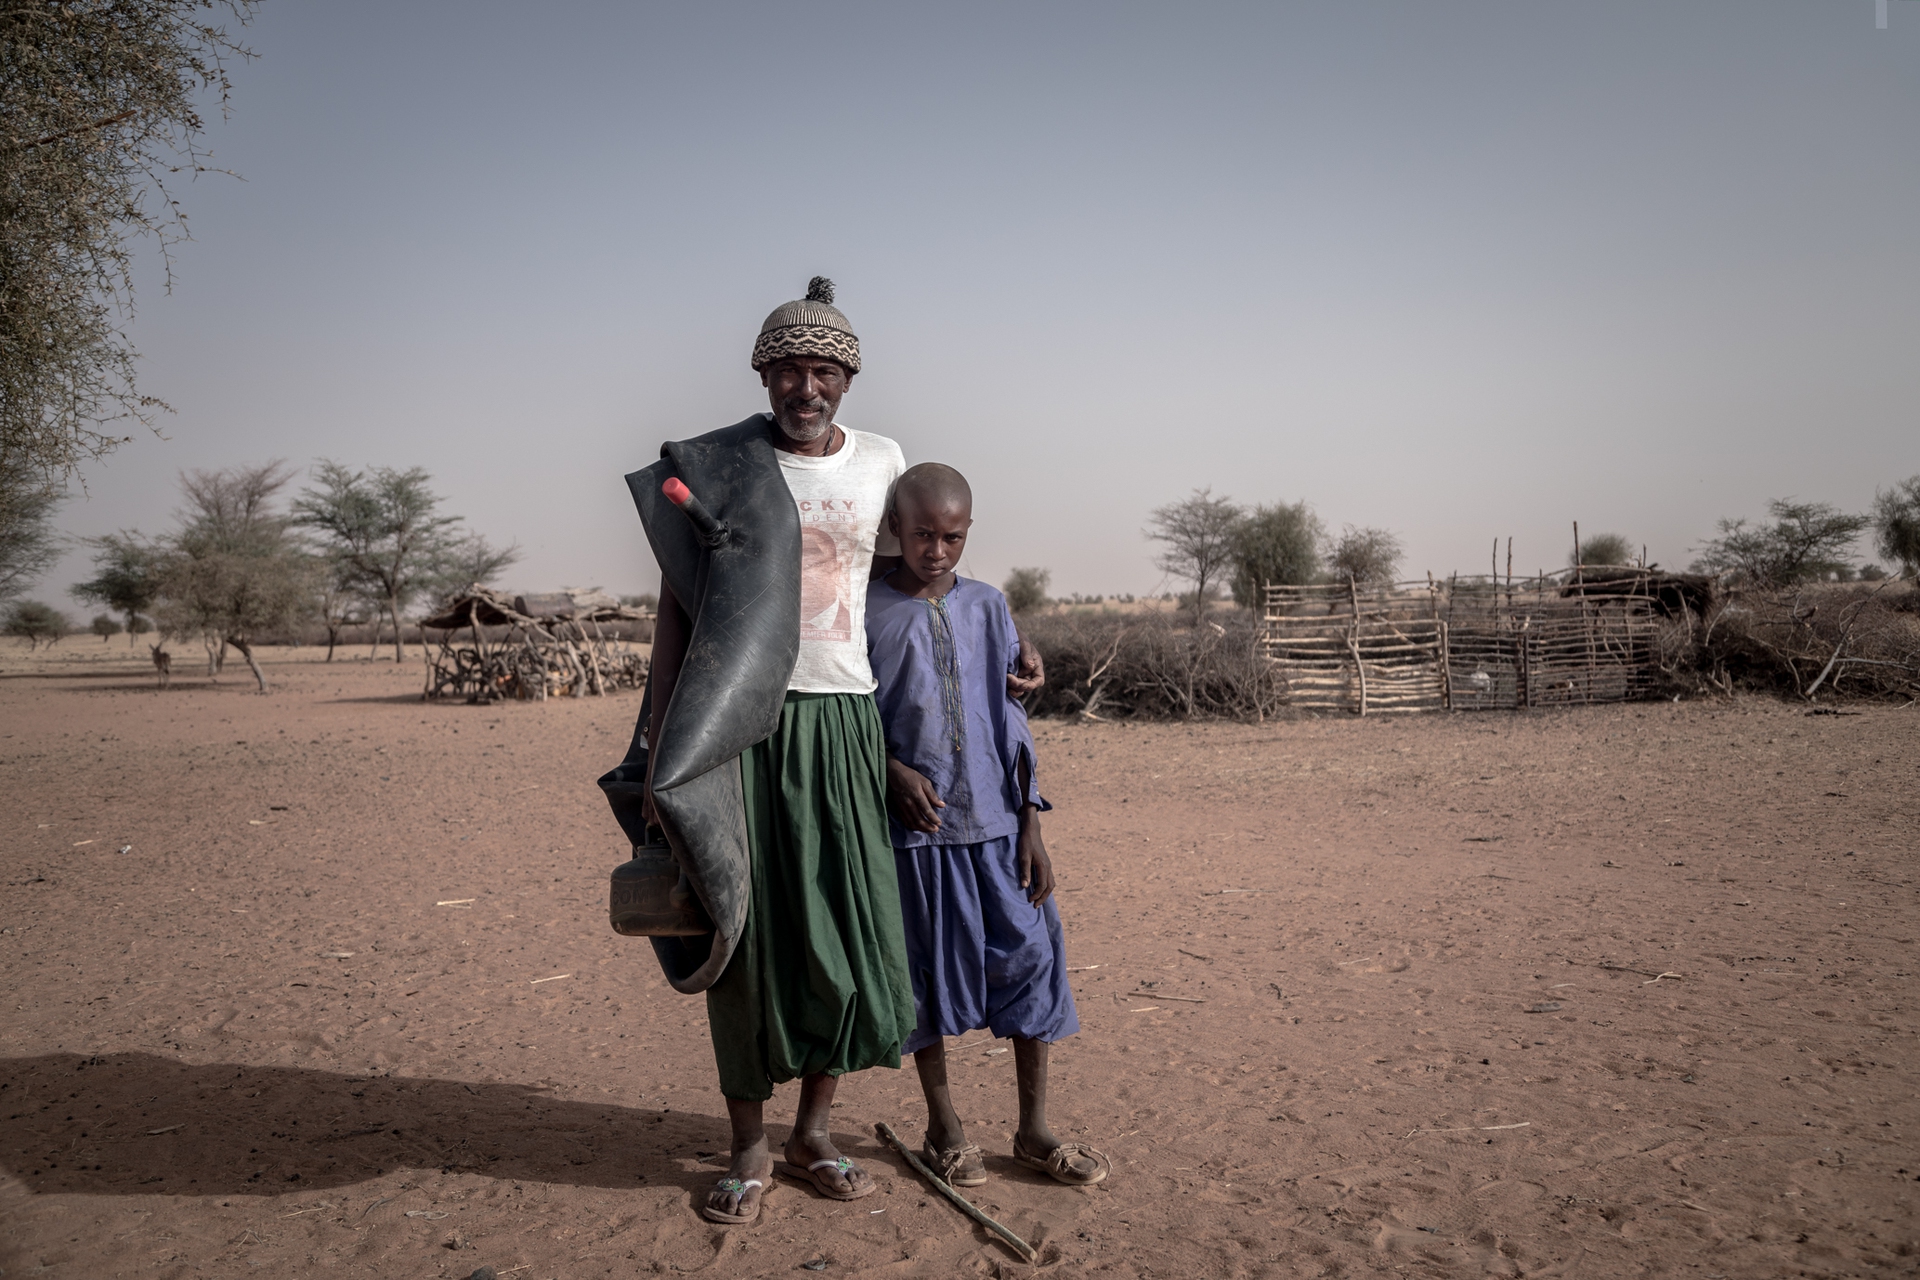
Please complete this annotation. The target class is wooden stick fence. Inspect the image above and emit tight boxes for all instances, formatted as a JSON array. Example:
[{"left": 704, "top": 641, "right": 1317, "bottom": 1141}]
[{"left": 1263, "top": 569, "right": 1663, "bottom": 714}]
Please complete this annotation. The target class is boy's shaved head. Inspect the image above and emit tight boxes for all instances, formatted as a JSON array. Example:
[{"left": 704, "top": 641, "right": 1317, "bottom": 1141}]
[
  {"left": 894, "top": 462, "right": 972, "bottom": 515},
  {"left": 887, "top": 462, "right": 973, "bottom": 594}
]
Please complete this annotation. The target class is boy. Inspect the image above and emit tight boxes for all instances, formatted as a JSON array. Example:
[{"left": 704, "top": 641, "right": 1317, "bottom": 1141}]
[{"left": 865, "top": 462, "right": 1106, "bottom": 1187}]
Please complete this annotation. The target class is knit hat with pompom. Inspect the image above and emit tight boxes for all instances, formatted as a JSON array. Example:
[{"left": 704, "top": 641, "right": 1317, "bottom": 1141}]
[{"left": 751, "top": 276, "right": 860, "bottom": 373}]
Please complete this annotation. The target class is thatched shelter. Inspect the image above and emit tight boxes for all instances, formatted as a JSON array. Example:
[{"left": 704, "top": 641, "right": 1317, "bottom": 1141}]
[{"left": 420, "top": 586, "right": 651, "bottom": 703}]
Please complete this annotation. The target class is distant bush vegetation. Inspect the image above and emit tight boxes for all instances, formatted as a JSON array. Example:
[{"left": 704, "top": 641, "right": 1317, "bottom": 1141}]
[
  {"left": 1326, "top": 525, "right": 1403, "bottom": 585},
  {"left": 1148, "top": 490, "right": 1405, "bottom": 613},
  {"left": 1019, "top": 608, "right": 1283, "bottom": 721},
  {"left": 1573, "top": 532, "right": 1635, "bottom": 567},
  {"left": 1002, "top": 567, "right": 1052, "bottom": 614},
  {"left": 4, "top": 600, "right": 70, "bottom": 647},
  {"left": 1690, "top": 500, "right": 1871, "bottom": 586}
]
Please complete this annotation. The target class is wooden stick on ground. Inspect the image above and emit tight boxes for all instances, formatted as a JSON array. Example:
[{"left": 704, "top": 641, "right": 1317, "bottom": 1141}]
[{"left": 874, "top": 1122, "right": 1035, "bottom": 1263}]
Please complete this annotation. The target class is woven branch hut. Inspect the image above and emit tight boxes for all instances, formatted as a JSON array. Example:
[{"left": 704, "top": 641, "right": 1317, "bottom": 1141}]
[{"left": 420, "top": 586, "right": 651, "bottom": 703}]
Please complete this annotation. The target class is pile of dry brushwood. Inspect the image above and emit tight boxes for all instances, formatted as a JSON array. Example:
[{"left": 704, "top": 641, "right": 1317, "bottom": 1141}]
[
  {"left": 420, "top": 587, "right": 651, "bottom": 703},
  {"left": 1653, "top": 580, "right": 1918, "bottom": 702},
  {"left": 1020, "top": 608, "right": 1286, "bottom": 721}
]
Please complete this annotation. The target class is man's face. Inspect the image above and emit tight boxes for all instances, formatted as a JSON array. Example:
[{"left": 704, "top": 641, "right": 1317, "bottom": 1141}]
[
  {"left": 761, "top": 357, "right": 853, "bottom": 444},
  {"left": 888, "top": 490, "right": 972, "bottom": 588}
]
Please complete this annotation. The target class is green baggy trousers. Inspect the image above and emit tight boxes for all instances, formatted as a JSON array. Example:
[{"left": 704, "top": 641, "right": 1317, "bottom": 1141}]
[{"left": 704, "top": 692, "right": 917, "bottom": 1101}]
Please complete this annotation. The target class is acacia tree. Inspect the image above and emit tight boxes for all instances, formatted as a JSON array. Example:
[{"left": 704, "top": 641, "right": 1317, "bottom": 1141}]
[
  {"left": 71, "top": 529, "right": 162, "bottom": 645},
  {"left": 1229, "top": 501, "right": 1323, "bottom": 607},
  {"left": 427, "top": 530, "right": 520, "bottom": 601},
  {"left": 312, "top": 557, "right": 369, "bottom": 662},
  {"left": 1692, "top": 500, "right": 1869, "bottom": 585},
  {"left": 1327, "top": 525, "right": 1404, "bottom": 585},
  {"left": 0, "top": 456, "right": 63, "bottom": 603},
  {"left": 1872, "top": 476, "right": 1920, "bottom": 579},
  {"left": 153, "top": 461, "right": 314, "bottom": 692},
  {"left": 2, "top": 2, "right": 258, "bottom": 483},
  {"left": 3, "top": 599, "right": 69, "bottom": 647},
  {"left": 1146, "top": 488, "right": 1242, "bottom": 621},
  {"left": 294, "top": 463, "right": 474, "bottom": 661}
]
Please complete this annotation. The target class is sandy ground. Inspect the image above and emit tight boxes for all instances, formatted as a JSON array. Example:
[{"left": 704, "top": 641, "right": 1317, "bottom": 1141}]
[{"left": 1, "top": 641, "right": 1916, "bottom": 1279}]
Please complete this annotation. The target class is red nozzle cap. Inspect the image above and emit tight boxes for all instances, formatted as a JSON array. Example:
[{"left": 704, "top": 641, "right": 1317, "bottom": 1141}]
[{"left": 662, "top": 477, "right": 691, "bottom": 506}]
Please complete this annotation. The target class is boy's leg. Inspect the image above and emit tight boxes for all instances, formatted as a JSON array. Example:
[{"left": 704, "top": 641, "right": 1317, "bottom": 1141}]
[
  {"left": 707, "top": 1096, "right": 773, "bottom": 1219},
  {"left": 1014, "top": 1038, "right": 1099, "bottom": 1179},
  {"left": 783, "top": 1071, "right": 873, "bottom": 1197},
  {"left": 914, "top": 1040, "right": 987, "bottom": 1184},
  {"left": 913, "top": 1040, "right": 968, "bottom": 1152}
]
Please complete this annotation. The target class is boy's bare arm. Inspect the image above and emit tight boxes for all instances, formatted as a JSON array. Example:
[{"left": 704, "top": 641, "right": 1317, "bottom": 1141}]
[
  {"left": 1015, "top": 753, "right": 1054, "bottom": 905},
  {"left": 1008, "top": 631, "right": 1046, "bottom": 697}
]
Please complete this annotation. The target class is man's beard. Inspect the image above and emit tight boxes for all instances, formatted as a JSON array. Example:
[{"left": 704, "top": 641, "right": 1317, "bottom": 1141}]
[{"left": 774, "top": 395, "right": 836, "bottom": 444}]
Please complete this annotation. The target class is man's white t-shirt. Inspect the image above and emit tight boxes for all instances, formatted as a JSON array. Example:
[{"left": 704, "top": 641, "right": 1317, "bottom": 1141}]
[{"left": 773, "top": 416, "right": 905, "bottom": 694}]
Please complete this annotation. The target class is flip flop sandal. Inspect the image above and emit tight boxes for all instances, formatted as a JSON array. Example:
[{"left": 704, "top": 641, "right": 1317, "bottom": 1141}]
[
  {"left": 922, "top": 1137, "right": 988, "bottom": 1187},
  {"left": 775, "top": 1156, "right": 877, "bottom": 1201},
  {"left": 698, "top": 1175, "right": 769, "bottom": 1225},
  {"left": 1012, "top": 1139, "right": 1110, "bottom": 1186}
]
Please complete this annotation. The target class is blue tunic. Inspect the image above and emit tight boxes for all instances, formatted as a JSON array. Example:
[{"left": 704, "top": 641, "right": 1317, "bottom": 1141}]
[
  {"left": 865, "top": 576, "right": 1049, "bottom": 846},
  {"left": 866, "top": 576, "right": 1077, "bottom": 1053}
]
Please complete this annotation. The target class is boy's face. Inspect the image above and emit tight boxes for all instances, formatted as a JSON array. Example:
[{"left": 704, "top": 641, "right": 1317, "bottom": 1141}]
[{"left": 889, "top": 490, "right": 972, "bottom": 587}]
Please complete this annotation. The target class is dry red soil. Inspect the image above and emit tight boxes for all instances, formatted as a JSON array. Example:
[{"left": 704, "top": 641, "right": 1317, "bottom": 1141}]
[{"left": 1, "top": 644, "right": 1916, "bottom": 1279}]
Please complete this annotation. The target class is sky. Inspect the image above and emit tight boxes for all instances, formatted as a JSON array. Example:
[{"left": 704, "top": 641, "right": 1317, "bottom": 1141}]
[{"left": 37, "top": 0, "right": 1920, "bottom": 606}]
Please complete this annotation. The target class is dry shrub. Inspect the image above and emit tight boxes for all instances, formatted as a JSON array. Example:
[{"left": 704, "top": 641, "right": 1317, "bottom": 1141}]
[
  {"left": 1673, "top": 581, "right": 1920, "bottom": 701},
  {"left": 1021, "top": 608, "right": 1286, "bottom": 720}
]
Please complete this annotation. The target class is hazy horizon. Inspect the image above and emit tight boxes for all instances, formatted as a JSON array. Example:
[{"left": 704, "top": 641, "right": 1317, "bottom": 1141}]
[{"left": 28, "top": 0, "right": 1920, "bottom": 612}]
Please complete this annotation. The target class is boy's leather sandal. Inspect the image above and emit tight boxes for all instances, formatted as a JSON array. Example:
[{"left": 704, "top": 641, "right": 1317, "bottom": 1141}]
[
  {"left": 923, "top": 1137, "right": 988, "bottom": 1187},
  {"left": 1012, "top": 1138, "right": 1110, "bottom": 1185}
]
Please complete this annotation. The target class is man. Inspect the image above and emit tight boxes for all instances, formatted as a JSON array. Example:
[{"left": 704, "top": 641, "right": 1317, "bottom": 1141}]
[{"left": 600, "top": 278, "right": 1042, "bottom": 1226}]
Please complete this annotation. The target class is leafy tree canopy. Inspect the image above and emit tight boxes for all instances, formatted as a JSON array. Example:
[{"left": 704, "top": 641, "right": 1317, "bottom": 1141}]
[
  {"left": 153, "top": 461, "right": 314, "bottom": 691},
  {"left": 1871, "top": 476, "right": 1920, "bottom": 579},
  {"left": 2, "top": 1, "right": 258, "bottom": 482},
  {"left": 4, "top": 598, "right": 69, "bottom": 646},
  {"left": 0, "top": 456, "right": 63, "bottom": 602},
  {"left": 1229, "top": 500, "right": 1322, "bottom": 607},
  {"left": 1572, "top": 531, "right": 1635, "bottom": 567},
  {"left": 71, "top": 528, "right": 162, "bottom": 641},
  {"left": 1692, "top": 499, "right": 1869, "bottom": 586},
  {"left": 1327, "top": 525, "right": 1404, "bottom": 585},
  {"left": 1146, "top": 488, "right": 1241, "bottom": 620}
]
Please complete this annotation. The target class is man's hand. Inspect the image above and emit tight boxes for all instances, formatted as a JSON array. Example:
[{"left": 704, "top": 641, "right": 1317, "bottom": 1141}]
[
  {"left": 1007, "top": 633, "right": 1045, "bottom": 699},
  {"left": 1016, "top": 806, "right": 1055, "bottom": 906},
  {"left": 886, "top": 756, "right": 945, "bottom": 833}
]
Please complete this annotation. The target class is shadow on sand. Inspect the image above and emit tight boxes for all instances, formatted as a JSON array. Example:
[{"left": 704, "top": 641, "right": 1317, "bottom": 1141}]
[{"left": 0, "top": 1052, "right": 806, "bottom": 1201}]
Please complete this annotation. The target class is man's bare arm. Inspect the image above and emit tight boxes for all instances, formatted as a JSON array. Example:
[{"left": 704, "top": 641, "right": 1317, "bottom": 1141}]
[{"left": 642, "top": 581, "right": 692, "bottom": 825}]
